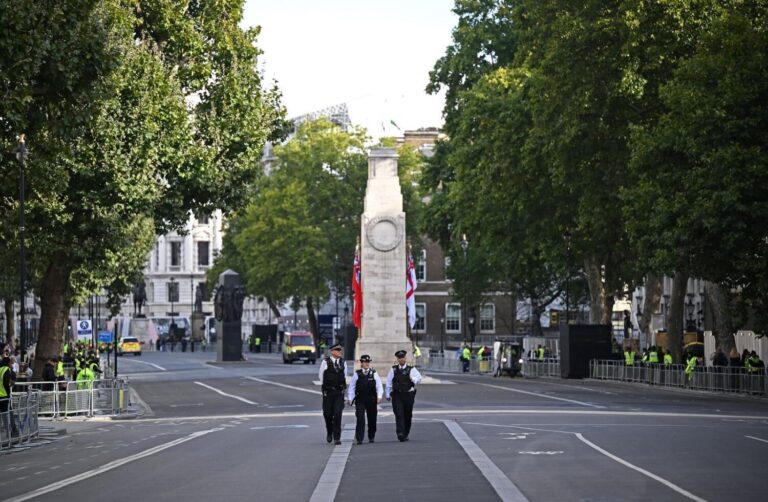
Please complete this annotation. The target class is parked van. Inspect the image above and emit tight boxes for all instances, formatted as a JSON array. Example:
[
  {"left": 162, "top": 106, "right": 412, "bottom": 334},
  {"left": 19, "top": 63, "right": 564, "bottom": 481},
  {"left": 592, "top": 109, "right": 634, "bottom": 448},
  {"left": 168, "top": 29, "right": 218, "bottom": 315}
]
[{"left": 282, "top": 331, "right": 317, "bottom": 364}]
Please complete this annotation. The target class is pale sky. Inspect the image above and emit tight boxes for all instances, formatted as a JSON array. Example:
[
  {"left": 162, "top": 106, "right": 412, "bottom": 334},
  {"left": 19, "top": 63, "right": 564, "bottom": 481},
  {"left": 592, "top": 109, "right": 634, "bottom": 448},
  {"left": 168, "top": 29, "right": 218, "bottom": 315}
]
[{"left": 242, "top": 0, "right": 457, "bottom": 140}]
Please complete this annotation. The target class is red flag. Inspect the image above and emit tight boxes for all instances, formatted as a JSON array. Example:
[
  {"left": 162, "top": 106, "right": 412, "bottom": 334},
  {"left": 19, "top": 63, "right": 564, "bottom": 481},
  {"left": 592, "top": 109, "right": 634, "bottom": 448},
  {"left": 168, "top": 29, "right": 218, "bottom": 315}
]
[
  {"left": 406, "top": 252, "right": 417, "bottom": 329},
  {"left": 352, "top": 246, "right": 362, "bottom": 328}
]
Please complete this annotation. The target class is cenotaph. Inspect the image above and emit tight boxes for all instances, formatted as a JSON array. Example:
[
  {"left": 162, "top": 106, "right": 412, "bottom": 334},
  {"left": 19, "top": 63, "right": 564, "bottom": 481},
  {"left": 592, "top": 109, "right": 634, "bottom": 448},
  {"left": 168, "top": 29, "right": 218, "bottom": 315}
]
[{"left": 355, "top": 148, "right": 411, "bottom": 373}]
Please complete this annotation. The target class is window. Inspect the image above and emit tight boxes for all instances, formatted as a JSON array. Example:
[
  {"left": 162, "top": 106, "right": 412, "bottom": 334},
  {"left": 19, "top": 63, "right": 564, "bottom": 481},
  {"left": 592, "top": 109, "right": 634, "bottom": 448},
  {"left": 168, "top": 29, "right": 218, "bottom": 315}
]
[
  {"left": 416, "top": 250, "right": 426, "bottom": 281},
  {"left": 170, "top": 241, "right": 182, "bottom": 269},
  {"left": 480, "top": 304, "right": 495, "bottom": 332},
  {"left": 167, "top": 281, "right": 179, "bottom": 303},
  {"left": 197, "top": 241, "right": 210, "bottom": 267},
  {"left": 414, "top": 303, "right": 426, "bottom": 332},
  {"left": 446, "top": 303, "right": 461, "bottom": 332},
  {"left": 154, "top": 243, "right": 160, "bottom": 269},
  {"left": 197, "top": 213, "right": 210, "bottom": 225}
]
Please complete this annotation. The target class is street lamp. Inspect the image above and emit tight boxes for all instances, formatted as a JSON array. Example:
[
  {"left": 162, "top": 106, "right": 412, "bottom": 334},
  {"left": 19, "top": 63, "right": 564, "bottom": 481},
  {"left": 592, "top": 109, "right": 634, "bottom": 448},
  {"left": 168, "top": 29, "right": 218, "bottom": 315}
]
[
  {"left": 563, "top": 231, "right": 571, "bottom": 324},
  {"left": 439, "top": 316, "right": 445, "bottom": 354},
  {"left": 16, "top": 135, "right": 29, "bottom": 361},
  {"left": 685, "top": 295, "right": 695, "bottom": 332},
  {"left": 460, "top": 234, "right": 468, "bottom": 347},
  {"left": 169, "top": 276, "right": 177, "bottom": 347},
  {"left": 468, "top": 308, "right": 476, "bottom": 345}
]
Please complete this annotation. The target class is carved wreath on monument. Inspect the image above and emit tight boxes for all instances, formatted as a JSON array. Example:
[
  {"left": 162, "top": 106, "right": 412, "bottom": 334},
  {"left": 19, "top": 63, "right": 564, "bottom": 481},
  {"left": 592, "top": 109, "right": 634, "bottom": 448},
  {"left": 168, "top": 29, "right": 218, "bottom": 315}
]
[
  {"left": 214, "top": 284, "right": 245, "bottom": 322},
  {"left": 365, "top": 215, "right": 403, "bottom": 252}
]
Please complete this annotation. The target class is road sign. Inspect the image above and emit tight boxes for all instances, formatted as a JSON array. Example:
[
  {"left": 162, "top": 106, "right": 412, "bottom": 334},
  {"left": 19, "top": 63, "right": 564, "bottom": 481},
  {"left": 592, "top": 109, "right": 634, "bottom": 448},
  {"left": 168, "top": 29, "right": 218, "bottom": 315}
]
[
  {"left": 77, "top": 319, "right": 93, "bottom": 341},
  {"left": 98, "top": 330, "right": 113, "bottom": 343}
]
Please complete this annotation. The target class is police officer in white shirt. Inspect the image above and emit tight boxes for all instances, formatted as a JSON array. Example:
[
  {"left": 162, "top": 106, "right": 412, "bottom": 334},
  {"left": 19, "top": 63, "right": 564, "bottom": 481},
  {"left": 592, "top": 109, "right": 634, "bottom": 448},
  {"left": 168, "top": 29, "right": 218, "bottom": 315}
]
[
  {"left": 385, "top": 350, "right": 422, "bottom": 442},
  {"left": 347, "top": 354, "right": 383, "bottom": 445},
  {"left": 318, "top": 344, "right": 346, "bottom": 445}
]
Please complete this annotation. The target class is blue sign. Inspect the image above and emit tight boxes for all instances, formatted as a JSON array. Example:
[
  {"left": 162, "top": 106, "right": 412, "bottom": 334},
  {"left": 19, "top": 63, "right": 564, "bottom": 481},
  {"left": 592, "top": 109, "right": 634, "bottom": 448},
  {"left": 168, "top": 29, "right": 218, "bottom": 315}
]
[
  {"left": 98, "top": 331, "right": 113, "bottom": 343},
  {"left": 77, "top": 319, "right": 93, "bottom": 340}
]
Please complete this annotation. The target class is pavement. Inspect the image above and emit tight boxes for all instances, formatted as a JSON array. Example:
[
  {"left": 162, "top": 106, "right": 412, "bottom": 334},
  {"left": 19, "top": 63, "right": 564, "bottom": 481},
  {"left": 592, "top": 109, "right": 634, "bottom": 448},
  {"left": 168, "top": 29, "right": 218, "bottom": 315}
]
[{"left": 1, "top": 350, "right": 767, "bottom": 501}]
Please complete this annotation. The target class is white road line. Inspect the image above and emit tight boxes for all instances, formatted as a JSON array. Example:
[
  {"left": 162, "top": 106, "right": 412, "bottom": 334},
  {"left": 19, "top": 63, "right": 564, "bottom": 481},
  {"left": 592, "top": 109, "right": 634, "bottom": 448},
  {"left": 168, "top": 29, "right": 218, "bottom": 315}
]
[
  {"left": 124, "top": 359, "right": 166, "bottom": 371},
  {"left": 250, "top": 425, "right": 309, "bottom": 430},
  {"left": 444, "top": 420, "right": 528, "bottom": 502},
  {"left": 575, "top": 433, "right": 706, "bottom": 502},
  {"left": 309, "top": 426, "right": 355, "bottom": 502},
  {"left": 746, "top": 435, "right": 768, "bottom": 444},
  {"left": 193, "top": 382, "right": 258, "bottom": 405},
  {"left": 4, "top": 428, "right": 223, "bottom": 502},
  {"left": 471, "top": 382, "right": 606, "bottom": 408},
  {"left": 245, "top": 376, "right": 322, "bottom": 396}
]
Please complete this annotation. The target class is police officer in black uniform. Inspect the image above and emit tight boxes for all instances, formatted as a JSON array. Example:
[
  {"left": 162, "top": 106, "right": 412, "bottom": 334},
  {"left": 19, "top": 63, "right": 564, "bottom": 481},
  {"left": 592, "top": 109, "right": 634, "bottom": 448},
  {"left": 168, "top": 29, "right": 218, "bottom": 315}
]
[
  {"left": 318, "top": 343, "right": 346, "bottom": 445},
  {"left": 385, "top": 350, "right": 422, "bottom": 442},
  {"left": 347, "top": 354, "right": 383, "bottom": 445}
]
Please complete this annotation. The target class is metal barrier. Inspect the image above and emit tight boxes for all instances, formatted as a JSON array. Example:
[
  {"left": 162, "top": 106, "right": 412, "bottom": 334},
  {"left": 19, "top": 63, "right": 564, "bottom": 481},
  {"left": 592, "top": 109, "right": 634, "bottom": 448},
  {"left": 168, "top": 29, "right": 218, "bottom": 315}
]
[
  {"left": 589, "top": 360, "right": 767, "bottom": 395},
  {"left": 10, "top": 378, "right": 130, "bottom": 419},
  {"left": 1, "top": 390, "right": 40, "bottom": 451},
  {"left": 419, "top": 352, "right": 495, "bottom": 374},
  {"left": 521, "top": 359, "right": 561, "bottom": 378}
]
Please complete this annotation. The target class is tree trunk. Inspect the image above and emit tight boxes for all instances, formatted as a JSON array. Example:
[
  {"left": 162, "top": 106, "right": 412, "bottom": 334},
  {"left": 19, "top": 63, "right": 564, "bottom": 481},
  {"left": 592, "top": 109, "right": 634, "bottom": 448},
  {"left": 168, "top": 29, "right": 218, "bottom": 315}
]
[
  {"left": 4, "top": 299, "right": 14, "bottom": 346},
  {"left": 530, "top": 296, "right": 543, "bottom": 336},
  {"left": 306, "top": 296, "right": 318, "bottom": 339},
  {"left": 32, "top": 257, "right": 72, "bottom": 381},
  {"left": 584, "top": 256, "right": 609, "bottom": 324},
  {"left": 703, "top": 281, "right": 735, "bottom": 353},
  {"left": 639, "top": 273, "right": 661, "bottom": 344},
  {"left": 666, "top": 271, "right": 688, "bottom": 362},
  {"left": 266, "top": 297, "right": 282, "bottom": 320}
]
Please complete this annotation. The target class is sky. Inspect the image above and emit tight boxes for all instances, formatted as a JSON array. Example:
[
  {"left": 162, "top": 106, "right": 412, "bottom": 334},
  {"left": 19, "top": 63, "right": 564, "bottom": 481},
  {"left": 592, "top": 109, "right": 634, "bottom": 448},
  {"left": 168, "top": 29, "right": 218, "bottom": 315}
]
[{"left": 242, "top": 0, "right": 458, "bottom": 140}]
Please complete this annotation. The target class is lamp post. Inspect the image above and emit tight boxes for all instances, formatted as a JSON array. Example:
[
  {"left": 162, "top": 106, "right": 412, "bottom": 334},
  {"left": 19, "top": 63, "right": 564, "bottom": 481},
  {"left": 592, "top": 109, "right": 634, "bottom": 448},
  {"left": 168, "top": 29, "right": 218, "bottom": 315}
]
[
  {"left": 685, "top": 294, "right": 695, "bottom": 332},
  {"left": 460, "top": 233, "right": 468, "bottom": 348},
  {"left": 169, "top": 276, "right": 177, "bottom": 348},
  {"left": 563, "top": 231, "right": 571, "bottom": 324},
  {"left": 468, "top": 309, "right": 476, "bottom": 346},
  {"left": 17, "top": 135, "right": 29, "bottom": 361},
  {"left": 439, "top": 316, "right": 445, "bottom": 354}
]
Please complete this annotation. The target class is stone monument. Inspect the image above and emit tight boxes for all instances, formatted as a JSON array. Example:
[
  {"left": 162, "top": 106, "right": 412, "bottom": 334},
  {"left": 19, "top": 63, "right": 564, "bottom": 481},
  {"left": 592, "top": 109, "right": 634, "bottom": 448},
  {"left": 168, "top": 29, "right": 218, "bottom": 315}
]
[
  {"left": 355, "top": 148, "right": 411, "bottom": 373},
  {"left": 214, "top": 269, "right": 245, "bottom": 362}
]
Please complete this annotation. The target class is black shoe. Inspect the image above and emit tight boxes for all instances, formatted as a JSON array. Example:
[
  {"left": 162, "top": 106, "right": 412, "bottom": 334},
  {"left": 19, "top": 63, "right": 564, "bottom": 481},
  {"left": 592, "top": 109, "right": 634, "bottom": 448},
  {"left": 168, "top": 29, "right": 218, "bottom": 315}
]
[
  {"left": 334, "top": 439, "right": 342, "bottom": 445},
  {"left": 398, "top": 435, "right": 405, "bottom": 442},
  {"left": 369, "top": 438, "right": 375, "bottom": 443},
  {"left": 327, "top": 434, "right": 332, "bottom": 443},
  {"left": 403, "top": 436, "right": 409, "bottom": 442},
  {"left": 356, "top": 440, "right": 363, "bottom": 445}
]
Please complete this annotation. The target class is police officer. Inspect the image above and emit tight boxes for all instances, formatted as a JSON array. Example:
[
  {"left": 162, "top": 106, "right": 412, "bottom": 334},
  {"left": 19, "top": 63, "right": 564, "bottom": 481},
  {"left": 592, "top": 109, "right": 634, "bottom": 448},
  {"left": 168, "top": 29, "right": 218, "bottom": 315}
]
[
  {"left": 347, "top": 354, "right": 383, "bottom": 445},
  {"left": 318, "top": 343, "right": 346, "bottom": 445},
  {"left": 386, "top": 350, "right": 422, "bottom": 442}
]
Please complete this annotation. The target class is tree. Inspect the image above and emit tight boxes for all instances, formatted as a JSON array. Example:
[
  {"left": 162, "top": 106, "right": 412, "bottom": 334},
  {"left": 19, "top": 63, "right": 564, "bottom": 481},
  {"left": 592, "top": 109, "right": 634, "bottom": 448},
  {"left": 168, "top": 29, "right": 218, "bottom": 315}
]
[{"left": 0, "top": 1, "right": 283, "bottom": 379}]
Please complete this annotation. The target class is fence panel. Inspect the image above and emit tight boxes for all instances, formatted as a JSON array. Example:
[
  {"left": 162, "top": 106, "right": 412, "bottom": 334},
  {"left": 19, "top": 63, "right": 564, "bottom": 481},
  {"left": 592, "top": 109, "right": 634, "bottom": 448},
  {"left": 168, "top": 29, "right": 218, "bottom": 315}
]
[{"left": 1, "top": 390, "right": 40, "bottom": 451}]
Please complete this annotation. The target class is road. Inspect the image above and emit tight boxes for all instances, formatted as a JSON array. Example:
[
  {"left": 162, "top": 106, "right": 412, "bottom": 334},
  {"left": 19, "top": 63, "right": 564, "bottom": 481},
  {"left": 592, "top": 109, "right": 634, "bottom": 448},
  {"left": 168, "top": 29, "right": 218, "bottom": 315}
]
[{"left": 1, "top": 350, "right": 767, "bottom": 501}]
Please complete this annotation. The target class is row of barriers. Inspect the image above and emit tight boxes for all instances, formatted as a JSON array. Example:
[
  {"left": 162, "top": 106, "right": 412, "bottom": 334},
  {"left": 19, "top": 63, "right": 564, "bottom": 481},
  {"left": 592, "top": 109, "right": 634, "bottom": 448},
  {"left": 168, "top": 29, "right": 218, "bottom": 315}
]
[
  {"left": 9, "top": 378, "right": 131, "bottom": 419},
  {"left": 1, "top": 391, "right": 40, "bottom": 451},
  {"left": 589, "top": 360, "right": 767, "bottom": 395},
  {"left": 419, "top": 352, "right": 560, "bottom": 377}
]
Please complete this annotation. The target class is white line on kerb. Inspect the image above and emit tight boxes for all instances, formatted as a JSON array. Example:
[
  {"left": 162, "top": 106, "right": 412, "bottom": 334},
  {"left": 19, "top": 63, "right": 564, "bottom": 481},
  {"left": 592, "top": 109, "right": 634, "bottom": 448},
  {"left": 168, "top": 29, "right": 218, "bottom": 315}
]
[
  {"left": 746, "top": 435, "right": 768, "bottom": 444},
  {"left": 309, "top": 426, "right": 355, "bottom": 502},
  {"left": 444, "top": 420, "right": 528, "bottom": 501},
  {"left": 471, "top": 382, "right": 605, "bottom": 408},
  {"left": 575, "top": 433, "right": 707, "bottom": 502},
  {"left": 246, "top": 376, "right": 322, "bottom": 396},
  {"left": 193, "top": 381, "right": 258, "bottom": 405},
  {"left": 4, "top": 428, "right": 223, "bottom": 502}
]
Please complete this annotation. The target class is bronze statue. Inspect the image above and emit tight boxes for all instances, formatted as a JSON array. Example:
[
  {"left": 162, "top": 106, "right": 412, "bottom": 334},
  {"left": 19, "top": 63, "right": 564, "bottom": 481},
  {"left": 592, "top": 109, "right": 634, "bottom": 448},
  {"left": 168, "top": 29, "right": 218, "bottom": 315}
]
[
  {"left": 214, "top": 284, "right": 244, "bottom": 322},
  {"left": 132, "top": 280, "right": 147, "bottom": 317},
  {"left": 194, "top": 284, "right": 204, "bottom": 313}
]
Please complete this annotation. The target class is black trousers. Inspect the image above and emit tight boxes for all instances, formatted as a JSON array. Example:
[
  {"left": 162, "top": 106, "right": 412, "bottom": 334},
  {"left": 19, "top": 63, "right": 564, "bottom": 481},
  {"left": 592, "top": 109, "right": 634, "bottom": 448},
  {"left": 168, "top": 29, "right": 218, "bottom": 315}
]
[
  {"left": 322, "top": 390, "right": 345, "bottom": 440},
  {"left": 354, "top": 397, "right": 378, "bottom": 441},
  {"left": 391, "top": 390, "right": 416, "bottom": 438}
]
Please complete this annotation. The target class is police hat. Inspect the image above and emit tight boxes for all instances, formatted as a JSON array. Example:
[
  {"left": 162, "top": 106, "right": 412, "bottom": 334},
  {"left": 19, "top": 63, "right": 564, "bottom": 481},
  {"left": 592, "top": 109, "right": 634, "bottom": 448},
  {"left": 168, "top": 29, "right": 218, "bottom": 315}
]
[
  {"left": 394, "top": 350, "right": 407, "bottom": 358},
  {"left": 329, "top": 343, "right": 343, "bottom": 351},
  {"left": 359, "top": 354, "right": 372, "bottom": 362}
]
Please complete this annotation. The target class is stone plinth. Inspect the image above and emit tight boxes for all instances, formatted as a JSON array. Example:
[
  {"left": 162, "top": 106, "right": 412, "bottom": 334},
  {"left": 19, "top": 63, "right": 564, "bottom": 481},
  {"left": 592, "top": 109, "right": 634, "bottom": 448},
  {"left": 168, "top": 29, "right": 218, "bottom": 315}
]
[
  {"left": 191, "top": 312, "right": 205, "bottom": 342},
  {"left": 216, "top": 270, "right": 243, "bottom": 362},
  {"left": 356, "top": 148, "right": 412, "bottom": 374}
]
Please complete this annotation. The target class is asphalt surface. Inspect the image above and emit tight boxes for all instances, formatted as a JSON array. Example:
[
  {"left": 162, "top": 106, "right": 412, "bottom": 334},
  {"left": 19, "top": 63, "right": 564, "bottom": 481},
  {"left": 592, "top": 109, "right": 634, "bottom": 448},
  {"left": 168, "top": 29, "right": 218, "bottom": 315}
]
[{"left": 1, "top": 350, "right": 767, "bottom": 502}]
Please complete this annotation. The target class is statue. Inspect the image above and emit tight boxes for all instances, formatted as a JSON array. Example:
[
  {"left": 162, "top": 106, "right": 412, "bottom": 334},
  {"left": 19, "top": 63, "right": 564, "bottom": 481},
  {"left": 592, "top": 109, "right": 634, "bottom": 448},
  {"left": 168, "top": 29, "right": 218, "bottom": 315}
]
[
  {"left": 132, "top": 280, "right": 147, "bottom": 317},
  {"left": 194, "top": 284, "right": 204, "bottom": 313},
  {"left": 214, "top": 284, "right": 244, "bottom": 322}
]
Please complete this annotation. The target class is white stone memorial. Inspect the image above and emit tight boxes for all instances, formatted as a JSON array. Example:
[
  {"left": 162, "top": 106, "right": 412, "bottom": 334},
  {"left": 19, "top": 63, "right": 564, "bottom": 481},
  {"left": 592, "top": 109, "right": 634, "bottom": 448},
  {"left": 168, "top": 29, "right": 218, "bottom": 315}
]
[{"left": 356, "top": 148, "right": 411, "bottom": 373}]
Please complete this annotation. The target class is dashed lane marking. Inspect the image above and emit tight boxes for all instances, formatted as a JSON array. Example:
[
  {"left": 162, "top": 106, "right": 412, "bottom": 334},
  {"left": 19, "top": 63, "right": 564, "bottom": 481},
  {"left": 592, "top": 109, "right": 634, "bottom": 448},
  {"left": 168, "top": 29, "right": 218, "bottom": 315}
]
[
  {"left": 309, "top": 425, "right": 355, "bottom": 502},
  {"left": 193, "top": 381, "right": 257, "bottom": 405},
  {"left": 746, "top": 435, "right": 768, "bottom": 444},
  {"left": 123, "top": 359, "right": 166, "bottom": 371},
  {"left": 245, "top": 376, "right": 322, "bottom": 396}
]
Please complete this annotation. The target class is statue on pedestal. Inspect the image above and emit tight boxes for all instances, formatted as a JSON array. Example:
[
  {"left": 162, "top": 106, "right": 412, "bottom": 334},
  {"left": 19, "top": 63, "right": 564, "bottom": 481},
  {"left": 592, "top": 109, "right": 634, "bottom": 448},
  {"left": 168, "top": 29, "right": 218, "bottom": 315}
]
[
  {"left": 194, "top": 284, "right": 204, "bottom": 313},
  {"left": 132, "top": 280, "right": 147, "bottom": 318}
]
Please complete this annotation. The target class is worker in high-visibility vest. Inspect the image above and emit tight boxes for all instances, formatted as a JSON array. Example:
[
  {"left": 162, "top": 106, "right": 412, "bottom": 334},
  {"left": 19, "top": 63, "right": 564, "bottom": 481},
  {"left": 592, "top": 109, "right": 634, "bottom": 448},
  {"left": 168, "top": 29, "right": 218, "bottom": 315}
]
[
  {"left": 663, "top": 353, "right": 673, "bottom": 365},
  {"left": 624, "top": 348, "right": 635, "bottom": 366},
  {"left": 685, "top": 353, "right": 697, "bottom": 385}
]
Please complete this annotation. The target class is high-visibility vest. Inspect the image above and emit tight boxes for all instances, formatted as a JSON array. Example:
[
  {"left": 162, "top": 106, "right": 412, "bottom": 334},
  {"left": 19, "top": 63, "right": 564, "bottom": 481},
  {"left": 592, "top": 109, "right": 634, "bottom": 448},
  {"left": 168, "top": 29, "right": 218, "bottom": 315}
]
[
  {"left": 476, "top": 347, "right": 484, "bottom": 359},
  {"left": 76, "top": 368, "right": 94, "bottom": 390},
  {"left": 649, "top": 351, "right": 659, "bottom": 363},
  {"left": 414, "top": 345, "right": 422, "bottom": 357},
  {"left": 56, "top": 362, "right": 65, "bottom": 378},
  {"left": 537, "top": 348, "right": 545, "bottom": 360},
  {"left": 462, "top": 348, "right": 471, "bottom": 360},
  {"left": 664, "top": 354, "right": 673, "bottom": 365},
  {"left": 685, "top": 357, "right": 697, "bottom": 375},
  {"left": 624, "top": 351, "right": 634, "bottom": 365},
  {"left": 0, "top": 366, "right": 9, "bottom": 398},
  {"left": 745, "top": 356, "right": 760, "bottom": 373}
]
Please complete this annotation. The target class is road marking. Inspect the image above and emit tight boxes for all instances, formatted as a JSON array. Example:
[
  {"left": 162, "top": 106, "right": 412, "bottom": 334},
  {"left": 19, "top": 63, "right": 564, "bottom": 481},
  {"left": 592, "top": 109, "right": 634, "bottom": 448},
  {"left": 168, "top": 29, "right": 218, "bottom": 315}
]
[
  {"left": 746, "top": 435, "right": 768, "bottom": 444},
  {"left": 519, "top": 451, "right": 563, "bottom": 455},
  {"left": 193, "top": 382, "right": 257, "bottom": 405},
  {"left": 250, "top": 425, "right": 309, "bottom": 430},
  {"left": 309, "top": 426, "right": 355, "bottom": 502},
  {"left": 169, "top": 403, "right": 205, "bottom": 408},
  {"left": 575, "top": 433, "right": 706, "bottom": 502},
  {"left": 444, "top": 420, "right": 528, "bottom": 501},
  {"left": 471, "top": 382, "right": 605, "bottom": 408},
  {"left": 124, "top": 359, "right": 166, "bottom": 371},
  {"left": 245, "top": 376, "right": 322, "bottom": 396},
  {"left": 4, "top": 428, "right": 223, "bottom": 502},
  {"left": 267, "top": 404, "right": 305, "bottom": 409}
]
